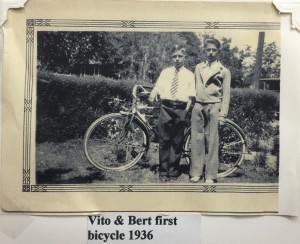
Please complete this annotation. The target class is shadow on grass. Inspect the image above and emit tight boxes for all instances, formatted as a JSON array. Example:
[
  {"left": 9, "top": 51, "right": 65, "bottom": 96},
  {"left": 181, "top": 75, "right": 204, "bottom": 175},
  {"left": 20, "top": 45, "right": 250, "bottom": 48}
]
[
  {"left": 36, "top": 168, "right": 73, "bottom": 184},
  {"left": 223, "top": 171, "right": 244, "bottom": 178},
  {"left": 36, "top": 167, "right": 106, "bottom": 184},
  {"left": 146, "top": 164, "right": 190, "bottom": 176},
  {"left": 64, "top": 172, "right": 106, "bottom": 184}
]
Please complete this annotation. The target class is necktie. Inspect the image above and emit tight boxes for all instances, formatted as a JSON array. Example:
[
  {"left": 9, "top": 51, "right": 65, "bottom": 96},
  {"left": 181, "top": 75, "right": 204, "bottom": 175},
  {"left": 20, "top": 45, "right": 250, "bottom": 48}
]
[{"left": 171, "top": 69, "right": 179, "bottom": 99}]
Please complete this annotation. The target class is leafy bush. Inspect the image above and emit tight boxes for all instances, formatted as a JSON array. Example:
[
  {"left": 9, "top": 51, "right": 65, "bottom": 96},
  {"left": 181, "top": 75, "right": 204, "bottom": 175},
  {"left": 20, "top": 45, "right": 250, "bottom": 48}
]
[
  {"left": 228, "top": 88, "right": 279, "bottom": 150},
  {"left": 37, "top": 71, "right": 279, "bottom": 145},
  {"left": 271, "top": 134, "right": 279, "bottom": 156},
  {"left": 37, "top": 70, "right": 148, "bottom": 142},
  {"left": 254, "top": 152, "right": 268, "bottom": 168}
]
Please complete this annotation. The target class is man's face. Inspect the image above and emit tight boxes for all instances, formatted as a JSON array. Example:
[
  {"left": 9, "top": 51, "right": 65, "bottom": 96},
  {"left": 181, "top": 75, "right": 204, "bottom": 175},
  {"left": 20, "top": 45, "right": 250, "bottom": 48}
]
[
  {"left": 205, "top": 43, "right": 219, "bottom": 63},
  {"left": 172, "top": 50, "right": 185, "bottom": 69}
]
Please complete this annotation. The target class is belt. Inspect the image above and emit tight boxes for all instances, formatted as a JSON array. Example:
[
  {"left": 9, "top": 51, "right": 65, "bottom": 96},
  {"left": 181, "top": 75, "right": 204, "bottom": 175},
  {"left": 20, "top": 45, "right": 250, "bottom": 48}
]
[
  {"left": 195, "top": 100, "right": 220, "bottom": 104},
  {"left": 162, "top": 99, "right": 187, "bottom": 109}
]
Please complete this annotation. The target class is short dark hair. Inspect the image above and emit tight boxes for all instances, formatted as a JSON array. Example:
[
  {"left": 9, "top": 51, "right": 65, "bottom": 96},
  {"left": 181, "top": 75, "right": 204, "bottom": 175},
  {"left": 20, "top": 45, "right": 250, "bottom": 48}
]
[
  {"left": 204, "top": 37, "right": 221, "bottom": 50},
  {"left": 171, "top": 45, "right": 186, "bottom": 55}
]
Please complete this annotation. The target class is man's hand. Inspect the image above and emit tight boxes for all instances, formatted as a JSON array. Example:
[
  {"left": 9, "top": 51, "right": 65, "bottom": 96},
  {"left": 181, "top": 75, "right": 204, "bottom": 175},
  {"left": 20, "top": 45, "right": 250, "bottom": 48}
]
[
  {"left": 219, "top": 116, "right": 226, "bottom": 126},
  {"left": 178, "top": 109, "right": 188, "bottom": 123},
  {"left": 148, "top": 90, "right": 157, "bottom": 103}
]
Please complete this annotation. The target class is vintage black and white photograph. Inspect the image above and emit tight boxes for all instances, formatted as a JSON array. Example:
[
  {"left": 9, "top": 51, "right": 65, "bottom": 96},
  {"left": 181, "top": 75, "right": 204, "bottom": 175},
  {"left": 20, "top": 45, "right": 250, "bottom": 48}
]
[
  {"left": 2, "top": 0, "right": 285, "bottom": 212},
  {"left": 35, "top": 27, "right": 280, "bottom": 187}
]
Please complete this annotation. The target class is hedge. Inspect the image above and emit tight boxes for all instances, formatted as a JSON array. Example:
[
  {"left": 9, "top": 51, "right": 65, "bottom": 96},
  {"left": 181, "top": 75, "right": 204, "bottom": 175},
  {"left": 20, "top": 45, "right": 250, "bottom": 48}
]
[
  {"left": 36, "top": 71, "right": 279, "bottom": 145},
  {"left": 228, "top": 88, "right": 279, "bottom": 142},
  {"left": 36, "top": 70, "right": 142, "bottom": 142}
]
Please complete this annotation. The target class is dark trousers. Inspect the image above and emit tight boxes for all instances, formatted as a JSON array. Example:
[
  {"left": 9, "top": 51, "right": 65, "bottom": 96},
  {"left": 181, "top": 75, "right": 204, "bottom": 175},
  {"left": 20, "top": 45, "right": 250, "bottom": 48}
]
[{"left": 157, "top": 104, "right": 187, "bottom": 177}]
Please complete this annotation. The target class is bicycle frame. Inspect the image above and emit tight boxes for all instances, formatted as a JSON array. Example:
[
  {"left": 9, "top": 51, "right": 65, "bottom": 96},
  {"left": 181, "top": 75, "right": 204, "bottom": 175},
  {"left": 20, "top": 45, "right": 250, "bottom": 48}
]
[
  {"left": 120, "top": 85, "right": 158, "bottom": 151},
  {"left": 84, "top": 84, "right": 247, "bottom": 175}
]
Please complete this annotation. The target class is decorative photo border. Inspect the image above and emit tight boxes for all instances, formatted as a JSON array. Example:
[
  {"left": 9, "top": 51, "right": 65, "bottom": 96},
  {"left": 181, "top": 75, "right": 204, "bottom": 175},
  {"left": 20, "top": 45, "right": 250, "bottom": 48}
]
[{"left": 23, "top": 19, "right": 280, "bottom": 193}]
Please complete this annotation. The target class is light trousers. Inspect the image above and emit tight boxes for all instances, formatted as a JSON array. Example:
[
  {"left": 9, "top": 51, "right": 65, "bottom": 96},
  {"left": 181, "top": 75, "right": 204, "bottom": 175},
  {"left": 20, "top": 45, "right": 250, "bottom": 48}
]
[{"left": 190, "top": 102, "right": 220, "bottom": 180}]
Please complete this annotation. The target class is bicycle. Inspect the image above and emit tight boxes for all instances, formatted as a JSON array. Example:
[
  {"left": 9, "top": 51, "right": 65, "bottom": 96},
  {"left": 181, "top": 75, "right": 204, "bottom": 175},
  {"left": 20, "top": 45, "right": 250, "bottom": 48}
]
[{"left": 84, "top": 85, "right": 247, "bottom": 178}]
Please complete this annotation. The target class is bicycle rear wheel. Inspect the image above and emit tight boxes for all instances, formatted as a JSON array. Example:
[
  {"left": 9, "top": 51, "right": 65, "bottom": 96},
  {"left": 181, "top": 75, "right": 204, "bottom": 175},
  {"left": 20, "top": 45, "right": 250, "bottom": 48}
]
[
  {"left": 84, "top": 113, "right": 147, "bottom": 171},
  {"left": 183, "top": 119, "right": 247, "bottom": 178}
]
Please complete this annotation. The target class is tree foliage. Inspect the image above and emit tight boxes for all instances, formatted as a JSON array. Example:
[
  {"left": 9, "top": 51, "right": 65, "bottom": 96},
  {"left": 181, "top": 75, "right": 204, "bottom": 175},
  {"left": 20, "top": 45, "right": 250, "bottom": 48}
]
[
  {"left": 37, "top": 31, "right": 280, "bottom": 86},
  {"left": 38, "top": 31, "right": 202, "bottom": 82},
  {"left": 261, "top": 42, "right": 281, "bottom": 78},
  {"left": 237, "top": 42, "right": 281, "bottom": 87}
]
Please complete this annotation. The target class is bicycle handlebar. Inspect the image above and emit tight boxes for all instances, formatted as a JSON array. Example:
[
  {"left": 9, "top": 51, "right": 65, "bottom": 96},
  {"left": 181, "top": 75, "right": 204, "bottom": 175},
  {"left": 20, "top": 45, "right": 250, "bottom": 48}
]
[{"left": 132, "top": 85, "right": 153, "bottom": 99}]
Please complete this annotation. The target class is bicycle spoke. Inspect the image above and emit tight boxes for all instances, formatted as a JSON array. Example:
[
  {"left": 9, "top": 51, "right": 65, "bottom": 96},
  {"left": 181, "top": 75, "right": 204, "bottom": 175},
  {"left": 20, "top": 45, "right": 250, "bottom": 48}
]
[
  {"left": 183, "top": 119, "right": 247, "bottom": 177},
  {"left": 222, "top": 140, "right": 245, "bottom": 148},
  {"left": 84, "top": 113, "right": 147, "bottom": 171},
  {"left": 221, "top": 151, "right": 243, "bottom": 155}
]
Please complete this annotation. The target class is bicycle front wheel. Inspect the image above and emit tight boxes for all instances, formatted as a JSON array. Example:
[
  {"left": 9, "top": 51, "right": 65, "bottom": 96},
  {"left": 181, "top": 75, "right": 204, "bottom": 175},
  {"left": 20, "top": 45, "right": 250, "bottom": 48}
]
[
  {"left": 84, "top": 113, "right": 147, "bottom": 171},
  {"left": 183, "top": 118, "right": 247, "bottom": 178}
]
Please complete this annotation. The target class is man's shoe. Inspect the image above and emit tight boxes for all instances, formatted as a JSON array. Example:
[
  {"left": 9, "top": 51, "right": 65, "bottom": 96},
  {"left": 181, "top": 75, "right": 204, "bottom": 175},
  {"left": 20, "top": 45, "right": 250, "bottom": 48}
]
[
  {"left": 159, "top": 176, "right": 169, "bottom": 182},
  {"left": 190, "top": 176, "right": 201, "bottom": 183},
  {"left": 169, "top": 176, "right": 178, "bottom": 181},
  {"left": 205, "top": 179, "right": 217, "bottom": 184}
]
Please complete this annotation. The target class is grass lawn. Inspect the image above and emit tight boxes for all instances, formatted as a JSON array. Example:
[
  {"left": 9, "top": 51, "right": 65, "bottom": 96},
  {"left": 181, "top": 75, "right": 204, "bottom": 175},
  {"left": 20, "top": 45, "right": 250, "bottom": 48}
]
[{"left": 36, "top": 139, "right": 279, "bottom": 184}]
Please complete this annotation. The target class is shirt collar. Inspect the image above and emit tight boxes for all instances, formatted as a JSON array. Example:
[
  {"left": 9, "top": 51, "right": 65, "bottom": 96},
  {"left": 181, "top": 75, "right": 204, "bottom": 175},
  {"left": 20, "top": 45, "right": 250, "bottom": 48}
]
[
  {"left": 173, "top": 66, "right": 184, "bottom": 71},
  {"left": 204, "top": 60, "right": 222, "bottom": 69}
]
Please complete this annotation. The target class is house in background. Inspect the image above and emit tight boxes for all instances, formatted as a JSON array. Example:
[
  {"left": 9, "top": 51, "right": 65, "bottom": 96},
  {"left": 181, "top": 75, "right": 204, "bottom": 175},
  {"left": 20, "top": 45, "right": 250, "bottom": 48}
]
[{"left": 259, "top": 78, "right": 280, "bottom": 92}]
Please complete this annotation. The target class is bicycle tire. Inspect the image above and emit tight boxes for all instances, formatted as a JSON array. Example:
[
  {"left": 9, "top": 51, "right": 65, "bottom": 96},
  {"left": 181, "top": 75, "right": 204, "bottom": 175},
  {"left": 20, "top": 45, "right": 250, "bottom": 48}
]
[
  {"left": 84, "top": 113, "right": 148, "bottom": 171},
  {"left": 183, "top": 118, "right": 247, "bottom": 178}
]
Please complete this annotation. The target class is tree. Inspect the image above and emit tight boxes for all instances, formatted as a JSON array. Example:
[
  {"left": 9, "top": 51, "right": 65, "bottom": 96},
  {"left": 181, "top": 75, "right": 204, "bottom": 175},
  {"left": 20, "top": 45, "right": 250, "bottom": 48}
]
[
  {"left": 238, "top": 42, "right": 281, "bottom": 88},
  {"left": 38, "top": 31, "right": 202, "bottom": 82},
  {"left": 261, "top": 42, "right": 280, "bottom": 78},
  {"left": 239, "top": 46, "right": 255, "bottom": 87},
  {"left": 38, "top": 31, "right": 280, "bottom": 86},
  {"left": 218, "top": 37, "right": 244, "bottom": 87}
]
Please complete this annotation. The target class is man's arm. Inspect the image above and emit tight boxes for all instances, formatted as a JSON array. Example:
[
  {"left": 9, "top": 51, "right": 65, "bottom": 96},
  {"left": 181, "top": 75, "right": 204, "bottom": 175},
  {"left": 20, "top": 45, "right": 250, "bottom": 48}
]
[
  {"left": 185, "top": 96, "right": 195, "bottom": 112},
  {"left": 149, "top": 88, "right": 158, "bottom": 102},
  {"left": 194, "top": 64, "right": 201, "bottom": 93},
  {"left": 149, "top": 70, "right": 164, "bottom": 103},
  {"left": 185, "top": 70, "right": 197, "bottom": 112},
  {"left": 220, "top": 68, "right": 231, "bottom": 118}
]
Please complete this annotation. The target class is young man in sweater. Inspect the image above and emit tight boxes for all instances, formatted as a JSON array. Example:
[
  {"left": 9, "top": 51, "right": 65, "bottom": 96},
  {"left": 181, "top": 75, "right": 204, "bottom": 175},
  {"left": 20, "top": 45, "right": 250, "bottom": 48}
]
[{"left": 190, "top": 37, "right": 231, "bottom": 183}]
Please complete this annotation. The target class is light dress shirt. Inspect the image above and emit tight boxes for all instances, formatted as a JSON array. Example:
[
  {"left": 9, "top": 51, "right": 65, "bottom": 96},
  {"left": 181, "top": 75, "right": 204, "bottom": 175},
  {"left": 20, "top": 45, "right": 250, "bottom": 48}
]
[{"left": 153, "top": 66, "right": 195, "bottom": 102}]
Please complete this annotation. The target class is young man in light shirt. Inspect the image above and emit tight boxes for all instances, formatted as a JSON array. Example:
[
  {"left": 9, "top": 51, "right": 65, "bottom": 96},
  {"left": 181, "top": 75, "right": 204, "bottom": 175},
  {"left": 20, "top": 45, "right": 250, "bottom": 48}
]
[
  {"left": 190, "top": 37, "right": 231, "bottom": 183},
  {"left": 149, "top": 45, "right": 195, "bottom": 182}
]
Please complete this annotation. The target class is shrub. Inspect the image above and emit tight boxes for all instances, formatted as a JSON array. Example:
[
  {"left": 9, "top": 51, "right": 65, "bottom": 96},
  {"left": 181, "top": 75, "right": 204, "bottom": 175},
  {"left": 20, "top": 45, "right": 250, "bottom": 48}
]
[
  {"left": 254, "top": 152, "right": 268, "bottom": 168},
  {"left": 36, "top": 70, "right": 149, "bottom": 142},
  {"left": 228, "top": 88, "right": 279, "bottom": 150},
  {"left": 36, "top": 71, "right": 279, "bottom": 145},
  {"left": 271, "top": 134, "right": 279, "bottom": 156}
]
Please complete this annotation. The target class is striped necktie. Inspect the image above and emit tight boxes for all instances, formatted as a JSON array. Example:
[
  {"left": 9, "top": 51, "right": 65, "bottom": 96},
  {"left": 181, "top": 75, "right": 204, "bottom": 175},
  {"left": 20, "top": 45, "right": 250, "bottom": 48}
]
[{"left": 171, "top": 68, "right": 179, "bottom": 99}]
